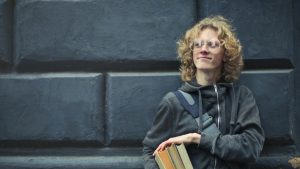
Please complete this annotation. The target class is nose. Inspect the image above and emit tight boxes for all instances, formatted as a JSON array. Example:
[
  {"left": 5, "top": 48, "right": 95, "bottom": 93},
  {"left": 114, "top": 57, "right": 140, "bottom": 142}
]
[
  {"left": 200, "top": 50, "right": 209, "bottom": 55},
  {"left": 199, "top": 44, "right": 209, "bottom": 53},
  {"left": 200, "top": 43, "right": 210, "bottom": 50}
]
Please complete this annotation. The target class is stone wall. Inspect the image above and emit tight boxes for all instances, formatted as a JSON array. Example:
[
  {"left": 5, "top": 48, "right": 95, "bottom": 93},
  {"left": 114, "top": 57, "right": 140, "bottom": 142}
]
[{"left": 0, "top": 0, "right": 299, "bottom": 168}]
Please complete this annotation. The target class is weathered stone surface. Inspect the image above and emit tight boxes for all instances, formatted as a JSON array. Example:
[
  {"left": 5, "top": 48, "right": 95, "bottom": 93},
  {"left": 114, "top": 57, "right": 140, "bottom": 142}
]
[
  {"left": 293, "top": 0, "right": 300, "bottom": 153},
  {"left": 198, "top": 0, "right": 293, "bottom": 60},
  {"left": 239, "top": 70, "right": 294, "bottom": 144},
  {"left": 0, "top": 155, "right": 143, "bottom": 169},
  {"left": 0, "top": 0, "right": 298, "bottom": 169},
  {"left": 15, "top": 0, "right": 196, "bottom": 66},
  {"left": 0, "top": 0, "right": 12, "bottom": 65},
  {"left": 106, "top": 72, "right": 181, "bottom": 145},
  {"left": 0, "top": 73, "right": 104, "bottom": 143}
]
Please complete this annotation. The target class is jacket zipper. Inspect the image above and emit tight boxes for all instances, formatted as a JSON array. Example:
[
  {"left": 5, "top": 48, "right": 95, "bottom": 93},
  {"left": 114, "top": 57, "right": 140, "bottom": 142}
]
[{"left": 213, "top": 84, "right": 221, "bottom": 169}]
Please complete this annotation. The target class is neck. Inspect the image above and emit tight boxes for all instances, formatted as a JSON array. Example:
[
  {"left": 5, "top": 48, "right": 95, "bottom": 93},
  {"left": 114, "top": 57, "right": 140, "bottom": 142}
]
[{"left": 195, "top": 69, "right": 221, "bottom": 86}]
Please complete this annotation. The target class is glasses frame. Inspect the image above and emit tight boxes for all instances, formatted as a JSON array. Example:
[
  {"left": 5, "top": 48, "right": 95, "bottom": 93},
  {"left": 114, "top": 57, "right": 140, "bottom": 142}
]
[{"left": 190, "top": 39, "right": 224, "bottom": 51}]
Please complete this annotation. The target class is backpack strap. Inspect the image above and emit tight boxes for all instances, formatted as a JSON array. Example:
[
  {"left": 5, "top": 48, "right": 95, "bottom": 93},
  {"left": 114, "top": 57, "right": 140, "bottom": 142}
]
[
  {"left": 173, "top": 90, "right": 199, "bottom": 118},
  {"left": 173, "top": 90, "right": 207, "bottom": 132}
]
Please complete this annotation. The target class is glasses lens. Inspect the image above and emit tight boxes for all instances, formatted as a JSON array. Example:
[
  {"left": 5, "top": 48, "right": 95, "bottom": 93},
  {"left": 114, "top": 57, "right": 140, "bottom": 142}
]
[
  {"left": 208, "top": 40, "right": 220, "bottom": 48},
  {"left": 191, "top": 39, "right": 222, "bottom": 50},
  {"left": 193, "top": 41, "right": 202, "bottom": 48},
  {"left": 206, "top": 41, "right": 213, "bottom": 48}
]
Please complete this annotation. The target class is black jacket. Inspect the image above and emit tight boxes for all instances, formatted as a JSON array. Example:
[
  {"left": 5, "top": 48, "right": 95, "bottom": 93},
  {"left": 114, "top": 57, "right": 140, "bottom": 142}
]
[{"left": 142, "top": 81, "right": 265, "bottom": 169}]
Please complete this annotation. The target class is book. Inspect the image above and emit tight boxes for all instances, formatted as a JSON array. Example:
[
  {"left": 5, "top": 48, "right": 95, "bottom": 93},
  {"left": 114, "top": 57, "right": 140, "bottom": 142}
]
[
  {"left": 155, "top": 143, "right": 193, "bottom": 169},
  {"left": 167, "top": 144, "right": 185, "bottom": 169},
  {"left": 176, "top": 144, "right": 194, "bottom": 169},
  {"left": 155, "top": 148, "right": 176, "bottom": 169},
  {"left": 155, "top": 152, "right": 166, "bottom": 169}
]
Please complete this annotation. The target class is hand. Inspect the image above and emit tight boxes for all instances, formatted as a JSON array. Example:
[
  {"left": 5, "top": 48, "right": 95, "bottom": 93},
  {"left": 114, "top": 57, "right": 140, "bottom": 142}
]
[{"left": 153, "top": 133, "right": 201, "bottom": 156}]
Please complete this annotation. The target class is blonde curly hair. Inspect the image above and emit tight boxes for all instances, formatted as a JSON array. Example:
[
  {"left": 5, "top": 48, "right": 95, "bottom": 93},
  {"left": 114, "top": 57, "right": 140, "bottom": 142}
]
[{"left": 177, "top": 15, "right": 244, "bottom": 82}]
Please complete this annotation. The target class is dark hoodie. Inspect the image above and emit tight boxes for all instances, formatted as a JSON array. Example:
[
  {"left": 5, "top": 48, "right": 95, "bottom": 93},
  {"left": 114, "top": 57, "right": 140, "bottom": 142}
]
[{"left": 142, "top": 81, "right": 265, "bottom": 169}]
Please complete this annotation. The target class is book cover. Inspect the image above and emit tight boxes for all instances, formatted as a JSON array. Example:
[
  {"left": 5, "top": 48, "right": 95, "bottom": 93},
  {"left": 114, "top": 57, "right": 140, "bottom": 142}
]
[
  {"left": 167, "top": 144, "right": 185, "bottom": 169},
  {"left": 176, "top": 144, "right": 193, "bottom": 169},
  {"left": 155, "top": 143, "right": 193, "bottom": 169},
  {"left": 155, "top": 148, "right": 176, "bottom": 169},
  {"left": 155, "top": 153, "right": 166, "bottom": 169}
]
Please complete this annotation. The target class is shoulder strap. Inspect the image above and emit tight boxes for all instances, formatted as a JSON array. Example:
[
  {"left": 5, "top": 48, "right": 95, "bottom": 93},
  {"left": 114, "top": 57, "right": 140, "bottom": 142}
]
[{"left": 173, "top": 90, "right": 199, "bottom": 118}]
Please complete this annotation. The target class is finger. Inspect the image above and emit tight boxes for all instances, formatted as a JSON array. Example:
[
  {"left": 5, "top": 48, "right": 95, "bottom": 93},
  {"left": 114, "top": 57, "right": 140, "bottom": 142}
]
[
  {"left": 161, "top": 141, "right": 172, "bottom": 150},
  {"left": 153, "top": 147, "right": 161, "bottom": 155},
  {"left": 154, "top": 143, "right": 164, "bottom": 155},
  {"left": 153, "top": 150, "right": 158, "bottom": 156},
  {"left": 162, "top": 141, "right": 170, "bottom": 149},
  {"left": 152, "top": 139, "right": 174, "bottom": 156}
]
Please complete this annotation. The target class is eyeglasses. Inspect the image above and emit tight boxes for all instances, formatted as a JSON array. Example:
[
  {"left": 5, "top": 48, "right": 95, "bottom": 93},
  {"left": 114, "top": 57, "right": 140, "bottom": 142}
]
[{"left": 190, "top": 39, "right": 224, "bottom": 50}]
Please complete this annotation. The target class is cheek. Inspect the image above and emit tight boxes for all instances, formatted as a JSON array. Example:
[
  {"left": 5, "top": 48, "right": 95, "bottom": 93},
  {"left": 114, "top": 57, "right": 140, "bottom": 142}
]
[
  {"left": 212, "top": 53, "right": 225, "bottom": 66},
  {"left": 192, "top": 51, "right": 197, "bottom": 58},
  {"left": 192, "top": 53, "right": 197, "bottom": 63},
  {"left": 213, "top": 50, "right": 225, "bottom": 61}
]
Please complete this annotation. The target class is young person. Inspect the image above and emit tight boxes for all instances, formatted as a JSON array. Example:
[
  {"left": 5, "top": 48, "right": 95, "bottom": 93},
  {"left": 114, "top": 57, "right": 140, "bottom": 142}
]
[{"left": 142, "top": 16, "right": 265, "bottom": 169}]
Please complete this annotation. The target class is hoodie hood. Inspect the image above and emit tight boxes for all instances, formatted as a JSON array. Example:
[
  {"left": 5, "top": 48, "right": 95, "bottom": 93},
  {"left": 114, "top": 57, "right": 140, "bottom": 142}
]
[{"left": 179, "top": 78, "right": 233, "bottom": 96}]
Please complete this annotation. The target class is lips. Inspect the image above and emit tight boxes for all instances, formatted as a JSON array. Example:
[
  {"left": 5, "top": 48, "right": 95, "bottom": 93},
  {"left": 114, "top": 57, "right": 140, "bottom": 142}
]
[
  {"left": 196, "top": 51, "right": 212, "bottom": 60},
  {"left": 200, "top": 56, "right": 212, "bottom": 60},
  {"left": 196, "top": 55, "right": 212, "bottom": 60}
]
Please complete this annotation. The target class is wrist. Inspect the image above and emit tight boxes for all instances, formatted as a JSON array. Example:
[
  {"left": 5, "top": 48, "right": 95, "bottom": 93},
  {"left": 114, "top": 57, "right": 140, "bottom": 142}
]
[{"left": 190, "top": 133, "right": 201, "bottom": 144}]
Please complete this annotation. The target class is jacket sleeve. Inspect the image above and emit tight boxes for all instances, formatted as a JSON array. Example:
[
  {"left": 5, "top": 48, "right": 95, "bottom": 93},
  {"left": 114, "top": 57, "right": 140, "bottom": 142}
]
[
  {"left": 198, "top": 86, "right": 265, "bottom": 162},
  {"left": 142, "top": 93, "right": 176, "bottom": 169}
]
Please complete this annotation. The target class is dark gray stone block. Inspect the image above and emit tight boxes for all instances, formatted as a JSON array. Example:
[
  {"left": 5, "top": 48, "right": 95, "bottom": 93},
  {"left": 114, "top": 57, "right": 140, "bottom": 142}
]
[
  {"left": 293, "top": 0, "right": 300, "bottom": 152},
  {"left": 239, "top": 70, "right": 294, "bottom": 144},
  {"left": 0, "top": 73, "right": 104, "bottom": 144},
  {"left": 15, "top": 0, "right": 196, "bottom": 66},
  {"left": 198, "top": 0, "right": 293, "bottom": 60},
  {"left": 0, "top": 156, "right": 143, "bottom": 169},
  {"left": 0, "top": 0, "right": 12, "bottom": 65},
  {"left": 106, "top": 72, "right": 181, "bottom": 145}
]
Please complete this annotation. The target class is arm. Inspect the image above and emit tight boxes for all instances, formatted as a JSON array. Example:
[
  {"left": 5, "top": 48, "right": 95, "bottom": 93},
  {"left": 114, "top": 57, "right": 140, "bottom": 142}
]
[
  {"left": 142, "top": 93, "right": 176, "bottom": 169},
  {"left": 154, "top": 133, "right": 200, "bottom": 154},
  {"left": 199, "top": 86, "right": 265, "bottom": 162}
]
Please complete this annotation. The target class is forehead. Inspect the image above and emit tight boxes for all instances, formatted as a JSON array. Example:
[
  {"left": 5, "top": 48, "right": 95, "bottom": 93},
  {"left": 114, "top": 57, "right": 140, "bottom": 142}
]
[{"left": 197, "top": 28, "right": 219, "bottom": 39}]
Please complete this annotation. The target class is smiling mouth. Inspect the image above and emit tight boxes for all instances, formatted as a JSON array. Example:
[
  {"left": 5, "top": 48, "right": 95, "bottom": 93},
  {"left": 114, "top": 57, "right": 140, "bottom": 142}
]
[{"left": 197, "top": 56, "right": 212, "bottom": 60}]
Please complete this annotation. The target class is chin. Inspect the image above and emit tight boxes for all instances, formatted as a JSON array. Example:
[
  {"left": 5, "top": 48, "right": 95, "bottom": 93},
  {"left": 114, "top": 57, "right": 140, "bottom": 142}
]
[
  {"left": 195, "top": 64, "right": 213, "bottom": 70},
  {"left": 195, "top": 65, "right": 220, "bottom": 71},
  {"left": 195, "top": 66, "right": 210, "bottom": 70}
]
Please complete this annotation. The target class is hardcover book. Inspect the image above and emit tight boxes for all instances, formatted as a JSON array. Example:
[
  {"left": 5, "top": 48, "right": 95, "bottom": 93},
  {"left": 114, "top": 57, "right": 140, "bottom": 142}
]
[{"left": 155, "top": 143, "right": 193, "bottom": 169}]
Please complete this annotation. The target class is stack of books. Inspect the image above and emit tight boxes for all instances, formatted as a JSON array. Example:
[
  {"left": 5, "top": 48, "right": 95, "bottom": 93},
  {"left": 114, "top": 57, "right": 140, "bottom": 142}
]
[{"left": 155, "top": 143, "right": 193, "bottom": 169}]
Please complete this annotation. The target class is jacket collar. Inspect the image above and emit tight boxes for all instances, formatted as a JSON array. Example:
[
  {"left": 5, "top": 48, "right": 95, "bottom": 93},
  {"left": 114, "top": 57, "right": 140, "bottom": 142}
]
[{"left": 179, "top": 78, "right": 233, "bottom": 93}]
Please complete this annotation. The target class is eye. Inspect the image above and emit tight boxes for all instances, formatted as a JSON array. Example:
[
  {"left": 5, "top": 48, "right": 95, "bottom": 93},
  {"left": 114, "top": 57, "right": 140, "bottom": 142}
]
[
  {"left": 194, "top": 41, "right": 201, "bottom": 48},
  {"left": 193, "top": 41, "right": 204, "bottom": 48},
  {"left": 206, "top": 41, "right": 214, "bottom": 48},
  {"left": 214, "top": 41, "right": 220, "bottom": 47},
  {"left": 208, "top": 40, "right": 220, "bottom": 48}
]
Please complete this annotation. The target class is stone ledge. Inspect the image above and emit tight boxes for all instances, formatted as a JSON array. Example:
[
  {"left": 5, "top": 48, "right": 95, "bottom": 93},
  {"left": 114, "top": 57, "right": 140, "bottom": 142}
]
[
  {"left": 0, "top": 156, "right": 143, "bottom": 169},
  {"left": 0, "top": 148, "right": 143, "bottom": 169}
]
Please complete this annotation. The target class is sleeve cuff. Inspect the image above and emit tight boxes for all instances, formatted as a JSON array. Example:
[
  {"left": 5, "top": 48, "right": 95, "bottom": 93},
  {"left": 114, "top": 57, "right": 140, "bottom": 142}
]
[{"left": 198, "top": 132, "right": 220, "bottom": 153}]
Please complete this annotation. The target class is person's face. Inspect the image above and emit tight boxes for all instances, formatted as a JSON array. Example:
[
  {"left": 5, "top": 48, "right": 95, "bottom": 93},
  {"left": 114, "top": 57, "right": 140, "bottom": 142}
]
[{"left": 192, "top": 28, "right": 225, "bottom": 73}]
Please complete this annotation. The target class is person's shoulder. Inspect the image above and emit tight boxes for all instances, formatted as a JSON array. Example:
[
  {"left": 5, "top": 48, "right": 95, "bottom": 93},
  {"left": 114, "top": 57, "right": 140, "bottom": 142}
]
[
  {"left": 157, "top": 91, "right": 183, "bottom": 113},
  {"left": 162, "top": 91, "right": 178, "bottom": 102},
  {"left": 159, "top": 91, "right": 185, "bottom": 108},
  {"left": 233, "top": 84, "right": 255, "bottom": 98},
  {"left": 237, "top": 84, "right": 251, "bottom": 92}
]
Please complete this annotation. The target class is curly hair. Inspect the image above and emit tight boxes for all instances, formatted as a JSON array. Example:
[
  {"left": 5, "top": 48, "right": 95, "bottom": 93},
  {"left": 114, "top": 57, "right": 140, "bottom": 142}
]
[{"left": 177, "top": 15, "right": 244, "bottom": 83}]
